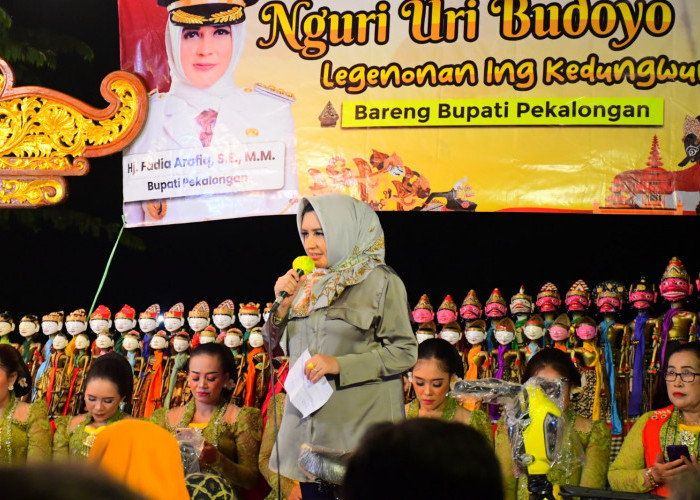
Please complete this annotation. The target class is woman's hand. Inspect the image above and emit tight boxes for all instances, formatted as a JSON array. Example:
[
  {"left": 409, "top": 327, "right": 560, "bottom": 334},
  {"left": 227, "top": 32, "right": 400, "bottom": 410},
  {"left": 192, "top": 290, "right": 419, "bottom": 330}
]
[
  {"left": 272, "top": 269, "right": 307, "bottom": 318},
  {"left": 304, "top": 354, "right": 339, "bottom": 383},
  {"left": 199, "top": 441, "right": 220, "bottom": 464},
  {"left": 647, "top": 452, "right": 690, "bottom": 487}
]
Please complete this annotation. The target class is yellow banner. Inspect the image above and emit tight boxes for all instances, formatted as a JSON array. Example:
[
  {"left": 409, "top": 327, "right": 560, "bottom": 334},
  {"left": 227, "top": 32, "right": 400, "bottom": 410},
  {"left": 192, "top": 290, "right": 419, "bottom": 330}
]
[{"left": 119, "top": 0, "right": 700, "bottom": 224}]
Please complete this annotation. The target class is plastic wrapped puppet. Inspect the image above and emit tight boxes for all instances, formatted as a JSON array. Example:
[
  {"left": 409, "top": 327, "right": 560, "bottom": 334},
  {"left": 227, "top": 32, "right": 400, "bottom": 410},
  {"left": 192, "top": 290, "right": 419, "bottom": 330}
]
[
  {"left": 549, "top": 314, "right": 572, "bottom": 352},
  {"left": 593, "top": 281, "right": 626, "bottom": 435},
  {"left": 620, "top": 276, "right": 659, "bottom": 419},
  {"left": 138, "top": 303, "right": 161, "bottom": 359},
  {"left": 188, "top": 300, "right": 210, "bottom": 348},
  {"left": 485, "top": 289, "right": 508, "bottom": 351},
  {"left": 212, "top": 300, "right": 235, "bottom": 337},
  {"left": 536, "top": 283, "right": 562, "bottom": 346},
  {"left": 510, "top": 286, "right": 534, "bottom": 346},
  {"left": 163, "top": 330, "right": 191, "bottom": 409},
  {"left": 460, "top": 290, "right": 483, "bottom": 322},
  {"left": 113, "top": 304, "right": 137, "bottom": 355},
  {"left": 32, "top": 311, "right": 64, "bottom": 401},
  {"left": 520, "top": 314, "right": 546, "bottom": 363},
  {"left": 570, "top": 316, "right": 609, "bottom": 423},
  {"left": 62, "top": 330, "right": 92, "bottom": 416},
  {"left": 238, "top": 302, "right": 261, "bottom": 356},
  {"left": 564, "top": 280, "right": 591, "bottom": 326},
  {"left": 489, "top": 318, "right": 522, "bottom": 420},
  {"left": 0, "top": 311, "right": 17, "bottom": 348},
  {"left": 650, "top": 257, "right": 698, "bottom": 402},
  {"left": 133, "top": 329, "right": 170, "bottom": 418}
]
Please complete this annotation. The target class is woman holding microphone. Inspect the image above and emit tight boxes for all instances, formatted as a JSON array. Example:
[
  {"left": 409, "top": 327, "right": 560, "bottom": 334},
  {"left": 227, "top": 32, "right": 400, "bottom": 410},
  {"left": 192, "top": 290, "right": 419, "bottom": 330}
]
[{"left": 263, "top": 193, "right": 418, "bottom": 499}]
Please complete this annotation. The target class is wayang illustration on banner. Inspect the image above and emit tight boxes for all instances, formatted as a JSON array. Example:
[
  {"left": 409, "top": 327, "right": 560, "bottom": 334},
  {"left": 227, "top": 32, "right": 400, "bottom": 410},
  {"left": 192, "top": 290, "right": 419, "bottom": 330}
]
[{"left": 118, "top": 0, "right": 700, "bottom": 226}]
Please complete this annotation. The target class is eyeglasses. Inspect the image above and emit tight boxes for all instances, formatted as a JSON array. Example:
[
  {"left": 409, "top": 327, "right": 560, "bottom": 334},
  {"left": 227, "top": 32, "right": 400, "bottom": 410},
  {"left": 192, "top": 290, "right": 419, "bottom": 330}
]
[{"left": 665, "top": 370, "right": 700, "bottom": 383}]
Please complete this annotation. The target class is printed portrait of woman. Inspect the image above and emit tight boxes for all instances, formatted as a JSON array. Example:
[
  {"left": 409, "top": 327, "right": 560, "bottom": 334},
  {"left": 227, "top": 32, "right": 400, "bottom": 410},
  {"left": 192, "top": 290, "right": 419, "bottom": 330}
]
[{"left": 122, "top": 0, "right": 299, "bottom": 226}]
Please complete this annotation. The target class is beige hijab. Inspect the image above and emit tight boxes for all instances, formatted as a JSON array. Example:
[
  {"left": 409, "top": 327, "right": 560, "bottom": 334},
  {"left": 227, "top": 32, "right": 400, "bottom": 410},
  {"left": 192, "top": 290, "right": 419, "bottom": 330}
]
[{"left": 290, "top": 194, "right": 385, "bottom": 318}]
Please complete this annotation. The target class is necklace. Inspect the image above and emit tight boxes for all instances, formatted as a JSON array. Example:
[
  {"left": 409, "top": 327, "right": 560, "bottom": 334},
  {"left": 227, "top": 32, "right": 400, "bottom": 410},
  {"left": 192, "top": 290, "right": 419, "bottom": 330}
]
[
  {"left": 407, "top": 395, "right": 458, "bottom": 421},
  {"left": 661, "top": 408, "right": 700, "bottom": 461},
  {"left": 0, "top": 393, "right": 18, "bottom": 463},
  {"left": 176, "top": 398, "right": 228, "bottom": 446},
  {"left": 78, "top": 409, "right": 126, "bottom": 458}
]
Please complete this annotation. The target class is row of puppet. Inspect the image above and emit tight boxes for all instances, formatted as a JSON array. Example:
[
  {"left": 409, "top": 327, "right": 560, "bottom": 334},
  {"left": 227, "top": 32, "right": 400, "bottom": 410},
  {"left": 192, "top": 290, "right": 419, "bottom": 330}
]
[
  {"left": 411, "top": 256, "right": 698, "bottom": 431},
  {"left": 1, "top": 300, "right": 276, "bottom": 419}
]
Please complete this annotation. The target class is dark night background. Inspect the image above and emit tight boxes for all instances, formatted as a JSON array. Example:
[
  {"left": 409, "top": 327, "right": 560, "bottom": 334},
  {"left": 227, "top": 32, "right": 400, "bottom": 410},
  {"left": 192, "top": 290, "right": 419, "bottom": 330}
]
[{"left": 1, "top": 1, "right": 699, "bottom": 341}]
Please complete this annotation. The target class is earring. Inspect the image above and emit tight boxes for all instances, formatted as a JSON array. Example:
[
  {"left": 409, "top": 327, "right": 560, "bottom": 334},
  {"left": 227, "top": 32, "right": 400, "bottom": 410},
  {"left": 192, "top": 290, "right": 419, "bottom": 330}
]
[{"left": 8, "top": 384, "right": 13, "bottom": 391}]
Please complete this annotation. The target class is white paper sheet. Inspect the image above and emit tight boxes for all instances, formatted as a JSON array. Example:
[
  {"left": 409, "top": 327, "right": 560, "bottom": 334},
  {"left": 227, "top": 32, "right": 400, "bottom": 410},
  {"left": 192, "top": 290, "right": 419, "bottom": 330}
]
[{"left": 284, "top": 349, "right": 334, "bottom": 418}]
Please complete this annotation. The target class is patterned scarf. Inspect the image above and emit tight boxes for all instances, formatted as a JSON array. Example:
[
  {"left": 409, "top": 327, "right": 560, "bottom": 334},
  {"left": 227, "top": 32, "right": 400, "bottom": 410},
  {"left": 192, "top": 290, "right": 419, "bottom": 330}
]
[
  {"left": 290, "top": 195, "right": 385, "bottom": 318},
  {"left": 600, "top": 318, "right": 621, "bottom": 434}
]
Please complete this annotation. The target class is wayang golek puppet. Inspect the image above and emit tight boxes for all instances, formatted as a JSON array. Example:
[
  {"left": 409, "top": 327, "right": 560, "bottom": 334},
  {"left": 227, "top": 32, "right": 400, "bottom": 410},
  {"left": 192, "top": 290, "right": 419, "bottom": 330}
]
[
  {"left": 620, "top": 276, "right": 659, "bottom": 419},
  {"left": 32, "top": 311, "right": 64, "bottom": 401},
  {"left": 163, "top": 329, "right": 191, "bottom": 409},
  {"left": 484, "top": 289, "right": 507, "bottom": 351},
  {"left": 565, "top": 279, "right": 591, "bottom": 326},
  {"left": 520, "top": 314, "right": 546, "bottom": 363},
  {"left": 212, "top": 300, "right": 235, "bottom": 338},
  {"left": 570, "top": 316, "right": 609, "bottom": 423},
  {"left": 593, "top": 281, "right": 626, "bottom": 434},
  {"left": 113, "top": 304, "right": 136, "bottom": 355},
  {"left": 536, "top": 282, "right": 562, "bottom": 345},
  {"left": 138, "top": 303, "right": 161, "bottom": 359},
  {"left": 88, "top": 305, "right": 112, "bottom": 356},
  {"left": 460, "top": 290, "right": 482, "bottom": 322},
  {"left": 188, "top": 301, "right": 210, "bottom": 348},
  {"left": 510, "top": 286, "right": 534, "bottom": 346}
]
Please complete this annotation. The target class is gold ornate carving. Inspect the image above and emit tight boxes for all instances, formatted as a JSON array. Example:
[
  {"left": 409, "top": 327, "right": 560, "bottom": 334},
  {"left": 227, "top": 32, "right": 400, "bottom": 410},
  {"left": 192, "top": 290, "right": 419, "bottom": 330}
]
[
  {"left": 0, "top": 58, "right": 147, "bottom": 207},
  {"left": 0, "top": 178, "right": 65, "bottom": 207}
]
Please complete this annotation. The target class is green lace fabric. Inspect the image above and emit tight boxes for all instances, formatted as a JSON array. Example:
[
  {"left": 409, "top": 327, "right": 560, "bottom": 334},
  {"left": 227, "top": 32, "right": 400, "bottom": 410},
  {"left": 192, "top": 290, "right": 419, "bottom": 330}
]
[
  {"left": 53, "top": 409, "right": 127, "bottom": 460},
  {"left": 151, "top": 399, "right": 263, "bottom": 493},
  {"left": 0, "top": 394, "right": 51, "bottom": 464},
  {"left": 608, "top": 411, "right": 666, "bottom": 493},
  {"left": 406, "top": 395, "right": 493, "bottom": 445},
  {"left": 259, "top": 394, "right": 297, "bottom": 500},
  {"left": 496, "top": 407, "right": 611, "bottom": 500}
]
